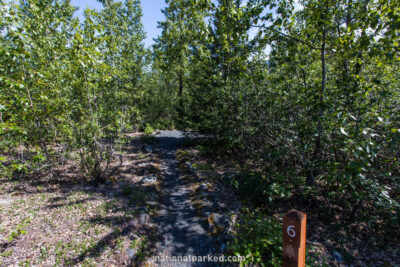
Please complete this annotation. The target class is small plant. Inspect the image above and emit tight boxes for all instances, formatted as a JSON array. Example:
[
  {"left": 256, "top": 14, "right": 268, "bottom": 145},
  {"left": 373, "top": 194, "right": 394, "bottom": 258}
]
[
  {"left": 141, "top": 124, "right": 155, "bottom": 143},
  {"left": 228, "top": 211, "right": 282, "bottom": 266},
  {"left": 144, "top": 124, "right": 154, "bottom": 136},
  {"left": 135, "top": 235, "right": 150, "bottom": 262},
  {"left": 78, "top": 220, "right": 91, "bottom": 234},
  {"left": 306, "top": 247, "right": 330, "bottom": 267},
  {"left": 129, "top": 238, "right": 139, "bottom": 248},
  {"left": 8, "top": 217, "right": 31, "bottom": 242},
  {"left": 39, "top": 245, "right": 49, "bottom": 261},
  {"left": 18, "top": 259, "right": 30, "bottom": 267},
  {"left": 115, "top": 237, "right": 125, "bottom": 251},
  {"left": 0, "top": 249, "right": 13, "bottom": 257},
  {"left": 94, "top": 226, "right": 102, "bottom": 236}
]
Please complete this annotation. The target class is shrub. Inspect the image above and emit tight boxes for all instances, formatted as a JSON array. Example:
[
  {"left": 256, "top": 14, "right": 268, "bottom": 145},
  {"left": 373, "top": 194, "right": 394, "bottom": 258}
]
[
  {"left": 228, "top": 211, "right": 282, "bottom": 266},
  {"left": 144, "top": 124, "right": 155, "bottom": 136}
]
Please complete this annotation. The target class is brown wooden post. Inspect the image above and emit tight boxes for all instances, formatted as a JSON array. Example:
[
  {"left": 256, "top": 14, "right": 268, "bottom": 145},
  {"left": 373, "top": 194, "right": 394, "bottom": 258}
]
[{"left": 282, "top": 210, "right": 307, "bottom": 267}]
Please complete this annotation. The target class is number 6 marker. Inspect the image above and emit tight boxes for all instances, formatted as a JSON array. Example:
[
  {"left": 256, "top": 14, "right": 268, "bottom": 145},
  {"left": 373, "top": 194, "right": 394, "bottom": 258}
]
[
  {"left": 283, "top": 210, "right": 307, "bottom": 267},
  {"left": 287, "top": 225, "right": 296, "bottom": 237}
]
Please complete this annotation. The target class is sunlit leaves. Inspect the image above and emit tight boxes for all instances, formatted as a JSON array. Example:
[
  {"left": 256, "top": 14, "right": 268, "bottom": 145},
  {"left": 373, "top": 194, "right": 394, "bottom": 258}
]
[{"left": 0, "top": 0, "right": 145, "bottom": 181}]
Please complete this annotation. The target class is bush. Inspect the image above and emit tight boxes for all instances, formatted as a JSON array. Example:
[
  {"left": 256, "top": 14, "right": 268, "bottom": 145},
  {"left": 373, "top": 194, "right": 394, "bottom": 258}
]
[
  {"left": 144, "top": 123, "right": 154, "bottom": 136},
  {"left": 226, "top": 171, "right": 293, "bottom": 208},
  {"left": 228, "top": 211, "right": 282, "bottom": 266}
]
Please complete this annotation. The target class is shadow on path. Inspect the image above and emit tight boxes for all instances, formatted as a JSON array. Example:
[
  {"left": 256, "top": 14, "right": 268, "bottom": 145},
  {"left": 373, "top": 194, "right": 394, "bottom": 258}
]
[{"left": 152, "top": 131, "right": 216, "bottom": 266}]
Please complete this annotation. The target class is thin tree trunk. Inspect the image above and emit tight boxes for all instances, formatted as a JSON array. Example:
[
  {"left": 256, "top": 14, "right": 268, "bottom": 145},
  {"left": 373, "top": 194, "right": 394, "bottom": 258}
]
[
  {"left": 178, "top": 72, "right": 183, "bottom": 109},
  {"left": 307, "top": 26, "right": 326, "bottom": 186}
]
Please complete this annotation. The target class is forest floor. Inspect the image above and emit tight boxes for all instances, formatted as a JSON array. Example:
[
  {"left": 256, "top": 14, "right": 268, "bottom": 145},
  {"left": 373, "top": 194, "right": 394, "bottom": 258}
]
[
  {"left": 0, "top": 131, "right": 399, "bottom": 266},
  {"left": 0, "top": 132, "right": 162, "bottom": 266},
  {"left": 0, "top": 131, "right": 238, "bottom": 266}
]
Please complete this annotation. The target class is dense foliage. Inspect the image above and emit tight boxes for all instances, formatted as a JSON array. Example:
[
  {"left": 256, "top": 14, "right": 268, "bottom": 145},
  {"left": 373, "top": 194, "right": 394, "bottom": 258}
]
[
  {"left": 1, "top": 0, "right": 145, "bottom": 182},
  {"left": 1, "top": 0, "right": 399, "bottom": 262},
  {"left": 151, "top": 0, "right": 400, "bottom": 258}
]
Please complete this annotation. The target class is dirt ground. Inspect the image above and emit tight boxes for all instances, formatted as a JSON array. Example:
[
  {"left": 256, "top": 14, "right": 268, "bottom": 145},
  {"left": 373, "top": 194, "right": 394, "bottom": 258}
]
[{"left": 0, "top": 133, "right": 162, "bottom": 266}]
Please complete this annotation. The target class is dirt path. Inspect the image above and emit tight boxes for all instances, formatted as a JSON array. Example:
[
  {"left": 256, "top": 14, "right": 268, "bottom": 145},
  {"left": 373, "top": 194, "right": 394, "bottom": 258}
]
[{"left": 150, "top": 131, "right": 216, "bottom": 266}]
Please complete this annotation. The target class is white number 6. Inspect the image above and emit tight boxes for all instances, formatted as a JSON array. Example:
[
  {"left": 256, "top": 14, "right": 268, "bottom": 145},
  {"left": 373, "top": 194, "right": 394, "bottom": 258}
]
[{"left": 287, "top": 225, "right": 296, "bottom": 237}]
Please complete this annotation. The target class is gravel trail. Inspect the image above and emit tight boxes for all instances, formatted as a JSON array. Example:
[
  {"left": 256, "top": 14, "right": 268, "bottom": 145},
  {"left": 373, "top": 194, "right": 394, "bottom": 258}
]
[{"left": 151, "top": 131, "right": 216, "bottom": 267}]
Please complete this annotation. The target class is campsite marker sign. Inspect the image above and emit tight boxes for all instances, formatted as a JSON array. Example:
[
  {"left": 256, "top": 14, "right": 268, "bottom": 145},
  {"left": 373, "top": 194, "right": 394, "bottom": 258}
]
[{"left": 282, "top": 210, "right": 307, "bottom": 267}]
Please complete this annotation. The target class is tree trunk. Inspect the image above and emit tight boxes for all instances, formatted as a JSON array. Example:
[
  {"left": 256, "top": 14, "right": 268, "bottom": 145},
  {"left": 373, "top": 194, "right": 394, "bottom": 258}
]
[
  {"left": 178, "top": 72, "right": 183, "bottom": 109},
  {"left": 307, "top": 26, "right": 326, "bottom": 186}
]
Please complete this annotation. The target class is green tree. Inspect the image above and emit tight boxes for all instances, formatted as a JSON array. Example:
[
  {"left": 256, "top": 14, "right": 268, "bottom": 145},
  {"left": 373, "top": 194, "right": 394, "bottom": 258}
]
[
  {"left": 1, "top": 0, "right": 77, "bottom": 176},
  {"left": 154, "top": 0, "right": 211, "bottom": 127},
  {"left": 68, "top": 0, "right": 146, "bottom": 182}
]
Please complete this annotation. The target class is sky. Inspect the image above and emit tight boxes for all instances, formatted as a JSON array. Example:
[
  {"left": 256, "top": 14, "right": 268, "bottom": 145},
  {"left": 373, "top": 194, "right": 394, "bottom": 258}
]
[
  {"left": 7, "top": 0, "right": 285, "bottom": 52},
  {"left": 70, "top": 0, "right": 166, "bottom": 47}
]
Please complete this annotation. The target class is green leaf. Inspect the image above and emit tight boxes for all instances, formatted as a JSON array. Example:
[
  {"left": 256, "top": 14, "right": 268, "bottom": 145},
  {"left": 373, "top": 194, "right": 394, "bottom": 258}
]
[{"left": 340, "top": 127, "right": 349, "bottom": 136}]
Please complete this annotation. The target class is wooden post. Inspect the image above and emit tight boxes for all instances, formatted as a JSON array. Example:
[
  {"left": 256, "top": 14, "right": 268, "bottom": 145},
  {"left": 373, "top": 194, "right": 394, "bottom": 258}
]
[{"left": 282, "top": 210, "right": 307, "bottom": 267}]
